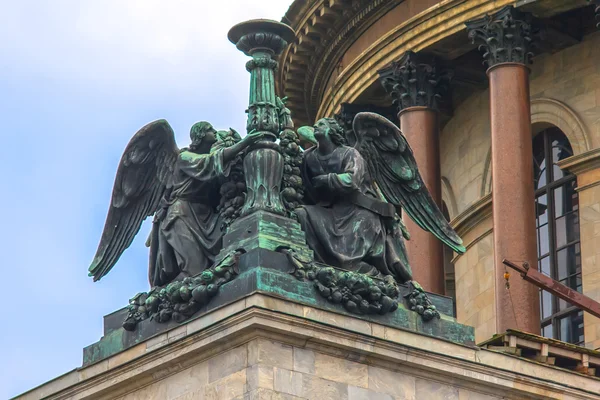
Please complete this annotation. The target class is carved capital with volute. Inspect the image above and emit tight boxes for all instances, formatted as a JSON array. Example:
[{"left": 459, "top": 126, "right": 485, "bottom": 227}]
[
  {"left": 465, "top": 6, "right": 536, "bottom": 68},
  {"left": 378, "top": 51, "right": 452, "bottom": 115}
]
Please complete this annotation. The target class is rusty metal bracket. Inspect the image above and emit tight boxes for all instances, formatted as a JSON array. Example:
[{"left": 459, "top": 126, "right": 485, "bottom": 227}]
[{"left": 502, "top": 259, "right": 600, "bottom": 319}]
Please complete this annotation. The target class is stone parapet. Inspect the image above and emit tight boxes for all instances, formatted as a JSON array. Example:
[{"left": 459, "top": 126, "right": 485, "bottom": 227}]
[
  {"left": 15, "top": 294, "right": 600, "bottom": 400},
  {"left": 82, "top": 267, "right": 466, "bottom": 368}
]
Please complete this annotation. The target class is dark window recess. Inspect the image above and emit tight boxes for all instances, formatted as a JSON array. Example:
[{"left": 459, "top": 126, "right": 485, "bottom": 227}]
[
  {"left": 533, "top": 127, "right": 583, "bottom": 346},
  {"left": 442, "top": 202, "right": 456, "bottom": 307}
]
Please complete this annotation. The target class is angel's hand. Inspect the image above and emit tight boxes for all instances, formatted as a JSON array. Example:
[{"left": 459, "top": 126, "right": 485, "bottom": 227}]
[
  {"left": 312, "top": 175, "right": 329, "bottom": 188},
  {"left": 242, "top": 130, "right": 264, "bottom": 147}
]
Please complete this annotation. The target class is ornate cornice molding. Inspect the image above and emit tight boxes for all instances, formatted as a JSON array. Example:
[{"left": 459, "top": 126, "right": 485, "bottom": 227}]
[
  {"left": 465, "top": 6, "right": 536, "bottom": 68},
  {"left": 450, "top": 193, "right": 493, "bottom": 240},
  {"left": 379, "top": 51, "right": 453, "bottom": 114},
  {"left": 557, "top": 148, "right": 600, "bottom": 192},
  {"left": 315, "top": 0, "right": 517, "bottom": 121},
  {"left": 277, "top": 0, "right": 402, "bottom": 126}
]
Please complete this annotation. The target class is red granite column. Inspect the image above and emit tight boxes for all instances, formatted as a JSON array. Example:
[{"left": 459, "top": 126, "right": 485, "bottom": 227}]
[
  {"left": 467, "top": 6, "right": 540, "bottom": 334},
  {"left": 379, "top": 51, "right": 452, "bottom": 295},
  {"left": 400, "top": 107, "right": 444, "bottom": 294}
]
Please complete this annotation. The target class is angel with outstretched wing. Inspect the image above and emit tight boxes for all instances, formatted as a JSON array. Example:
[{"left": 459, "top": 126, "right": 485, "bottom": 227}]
[
  {"left": 89, "top": 120, "right": 263, "bottom": 288},
  {"left": 296, "top": 113, "right": 464, "bottom": 285}
]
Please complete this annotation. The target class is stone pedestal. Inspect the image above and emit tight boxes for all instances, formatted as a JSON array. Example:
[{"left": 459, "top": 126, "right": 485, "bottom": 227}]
[{"left": 16, "top": 272, "right": 600, "bottom": 399}]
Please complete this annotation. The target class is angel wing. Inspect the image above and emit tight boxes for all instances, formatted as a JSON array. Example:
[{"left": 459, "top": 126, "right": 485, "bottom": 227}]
[
  {"left": 88, "top": 119, "right": 179, "bottom": 281},
  {"left": 352, "top": 112, "right": 465, "bottom": 254}
]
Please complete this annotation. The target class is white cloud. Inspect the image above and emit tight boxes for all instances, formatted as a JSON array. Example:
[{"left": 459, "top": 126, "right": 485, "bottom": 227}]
[{"left": 0, "top": 0, "right": 292, "bottom": 84}]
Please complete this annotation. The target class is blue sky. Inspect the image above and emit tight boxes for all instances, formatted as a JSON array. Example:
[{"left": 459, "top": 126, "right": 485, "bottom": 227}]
[{"left": 0, "top": 1, "right": 293, "bottom": 397}]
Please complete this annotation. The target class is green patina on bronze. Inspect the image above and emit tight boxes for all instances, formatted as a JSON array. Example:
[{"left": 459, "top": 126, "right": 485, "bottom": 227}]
[
  {"left": 87, "top": 18, "right": 468, "bottom": 335},
  {"left": 228, "top": 20, "right": 296, "bottom": 218},
  {"left": 82, "top": 266, "right": 474, "bottom": 368}
]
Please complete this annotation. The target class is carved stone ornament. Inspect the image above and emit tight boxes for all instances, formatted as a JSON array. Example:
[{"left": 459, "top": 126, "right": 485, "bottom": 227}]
[
  {"left": 465, "top": 6, "right": 536, "bottom": 68},
  {"left": 378, "top": 51, "right": 452, "bottom": 113}
]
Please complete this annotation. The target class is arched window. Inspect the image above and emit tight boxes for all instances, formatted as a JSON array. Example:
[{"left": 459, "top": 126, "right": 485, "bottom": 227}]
[{"left": 533, "top": 127, "right": 583, "bottom": 345}]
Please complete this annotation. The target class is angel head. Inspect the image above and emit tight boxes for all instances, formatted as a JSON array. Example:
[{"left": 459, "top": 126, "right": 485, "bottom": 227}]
[
  {"left": 189, "top": 121, "right": 217, "bottom": 152},
  {"left": 313, "top": 118, "right": 347, "bottom": 146}
]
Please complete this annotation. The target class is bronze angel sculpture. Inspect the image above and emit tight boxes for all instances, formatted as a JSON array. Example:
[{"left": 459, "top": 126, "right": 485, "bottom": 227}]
[
  {"left": 294, "top": 113, "right": 465, "bottom": 317},
  {"left": 89, "top": 120, "right": 263, "bottom": 288}
]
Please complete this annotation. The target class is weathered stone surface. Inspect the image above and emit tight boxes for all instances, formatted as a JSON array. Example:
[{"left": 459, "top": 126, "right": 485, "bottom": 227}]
[
  {"left": 247, "top": 365, "right": 274, "bottom": 391},
  {"left": 238, "top": 388, "right": 305, "bottom": 400},
  {"left": 273, "top": 368, "right": 304, "bottom": 397},
  {"left": 249, "top": 338, "right": 294, "bottom": 370},
  {"left": 292, "top": 347, "right": 315, "bottom": 374},
  {"left": 368, "top": 365, "right": 416, "bottom": 400},
  {"left": 172, "top": 389, "right": 205, "bottom": 400},
  {"left": 416, "top": 378, "right": 459, "bottom": 400},
  {"left": 348, "top": 385, "right": 394, "bottom": 400},
  {"left": 17, "top": 297, "right": 600, "bottom": 400},
  {"left": 208, "top": 345, "right": 247, "bottom": 383},
  {"left": 314, "top": 352, "right": 368, "bottom": 388},
  {"left": 458, "top": 388, "right": 502, "bottom": 400},
  {"left": 301, "top": 373, "right": 349, "bottom": 400},
  {"left": 205, "top": 369, "right": 246, "bottom": 400}
]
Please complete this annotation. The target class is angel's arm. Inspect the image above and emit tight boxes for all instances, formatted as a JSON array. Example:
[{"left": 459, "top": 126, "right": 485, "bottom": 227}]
[
  {"left": 179, "top": 131, "right": 266, "bottom": 180},
  {"left": 315, "top": 148, "right": 365, "bottom": 193},
  {"left": 222, "top": 130, "right": 264, "bottom": 163},
  {"left": 179, "top": 150, "right": 232, "bottom": 180}
]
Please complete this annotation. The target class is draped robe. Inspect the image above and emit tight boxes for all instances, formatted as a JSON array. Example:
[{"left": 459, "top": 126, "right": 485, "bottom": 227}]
[
  {"left": 296, "top": 145, "right": 412, "bottom": 282},
  {"left": 149, "top": 149, "right": 231, "bottom": 287}
]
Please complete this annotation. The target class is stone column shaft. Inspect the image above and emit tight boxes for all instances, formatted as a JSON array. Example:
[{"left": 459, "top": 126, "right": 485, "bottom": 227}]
[
  {"left": 400, "top": 107, "right": 444, "bottom": 294},
  {"left": 467, "top": 6, "right": 540, "bottom": 335},
  {"left": 380, "top": 51, "right": 452, "bottom": 295}
]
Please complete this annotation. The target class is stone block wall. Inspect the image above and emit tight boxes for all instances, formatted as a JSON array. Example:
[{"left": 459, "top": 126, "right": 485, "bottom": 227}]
[
  {"left": 454, "top": 233, "right": 496, "bottom": 344},
  {"left": 115, "top": 338, "right": 506, "bottom": 400},
  {"left": 579, "top": 185, "right": 600, "bottom": 349},
  {"left": 16, "top": 297, "right": 599, "bottom": 399}
]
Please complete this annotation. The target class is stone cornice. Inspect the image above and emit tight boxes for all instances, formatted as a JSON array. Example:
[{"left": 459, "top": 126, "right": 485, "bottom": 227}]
[
  {"left": 19, "top": 294, "right": 600, "bottom": 400},
  {"left": 450, "top": 193, "right": 493, "bottom": 239},
  {"left": 315, "top": 0, "right": 518, "bottom": 121},
  {"left": 558, "top": 148, "right": 600, "bottom": 176},
  {"left": 557, "top": 148, "right": 600, "bottom": 191}
]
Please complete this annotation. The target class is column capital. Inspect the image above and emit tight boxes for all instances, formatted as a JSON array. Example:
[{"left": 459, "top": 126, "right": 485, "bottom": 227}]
[
  {"left": 378, "top": 51, "right": 452, "bottom": 115},
  {"left": 465, "top": 6, "right": 536, "bottom": 69}
]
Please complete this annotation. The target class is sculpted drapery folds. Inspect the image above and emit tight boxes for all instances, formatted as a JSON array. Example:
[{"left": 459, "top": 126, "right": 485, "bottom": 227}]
[
  {"left": 87, "top": 19, "right": 468, "bottom": 332},
  {"left": 295, "top": 114, "right": 466, "bottom": 318},
  {"left": 296, "top": 118, "right": 413, "bottom": 282},
  {"left": 89, "top": 120, "right": 263, "bottom": 288}
]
